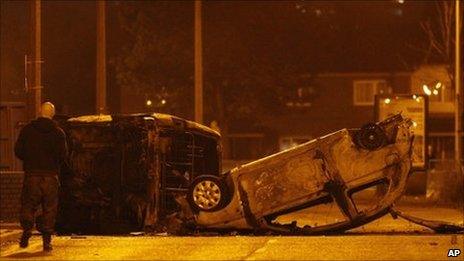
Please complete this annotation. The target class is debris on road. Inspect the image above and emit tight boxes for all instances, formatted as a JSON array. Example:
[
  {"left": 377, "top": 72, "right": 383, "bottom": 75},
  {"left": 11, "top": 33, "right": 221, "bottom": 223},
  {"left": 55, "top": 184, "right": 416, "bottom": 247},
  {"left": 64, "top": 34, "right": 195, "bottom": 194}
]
[
  {"left": 70, "top": 236, "right": 87, "bottom": 239},
  {"left": 390, "top": 208, "right": 464, "bottom": 233},
  {"left": 130, "top": 232, "right": 145, "bottom": 236}
]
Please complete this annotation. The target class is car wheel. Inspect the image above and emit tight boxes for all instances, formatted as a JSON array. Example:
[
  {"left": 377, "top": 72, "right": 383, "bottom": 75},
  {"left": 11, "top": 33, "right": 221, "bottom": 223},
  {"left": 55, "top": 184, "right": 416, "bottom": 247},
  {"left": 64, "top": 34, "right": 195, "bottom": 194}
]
[
  {"left": 188, "top": 175, "right": 228, "bottom": 212},
  {"left": 355, "top": 123, "right": 387, "bottom": 150}
]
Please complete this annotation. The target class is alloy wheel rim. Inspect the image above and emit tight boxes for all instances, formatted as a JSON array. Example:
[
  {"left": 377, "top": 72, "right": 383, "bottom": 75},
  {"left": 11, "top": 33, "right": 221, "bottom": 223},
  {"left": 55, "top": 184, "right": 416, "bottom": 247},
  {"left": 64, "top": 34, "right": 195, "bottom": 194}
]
[{"left": 193, "top": 180, "right": 221, "bottom": 210}]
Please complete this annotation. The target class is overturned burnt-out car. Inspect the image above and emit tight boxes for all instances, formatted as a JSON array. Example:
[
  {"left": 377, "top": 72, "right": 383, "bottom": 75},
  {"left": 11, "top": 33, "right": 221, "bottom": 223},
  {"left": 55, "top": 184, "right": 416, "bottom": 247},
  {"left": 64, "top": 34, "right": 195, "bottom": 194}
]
[
  {"left": 177, "top": 114, "right": 416, "bottom": 234},
  {"left": 56, "top": 113, "right": 221, "bottom": 234}
]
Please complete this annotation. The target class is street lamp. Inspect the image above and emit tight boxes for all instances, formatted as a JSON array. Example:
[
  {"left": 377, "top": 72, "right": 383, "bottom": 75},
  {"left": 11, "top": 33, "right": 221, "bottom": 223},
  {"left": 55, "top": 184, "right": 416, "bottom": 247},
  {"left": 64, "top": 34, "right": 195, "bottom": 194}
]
[
  {"left": 194, "top": 0, "right": 203, "bottom": 124},
  {"left": 454, "top": 0, "right": 462, "bottom": 167},
  {"left": 422, "top": 81, "right": 443, "bottom": 97}
]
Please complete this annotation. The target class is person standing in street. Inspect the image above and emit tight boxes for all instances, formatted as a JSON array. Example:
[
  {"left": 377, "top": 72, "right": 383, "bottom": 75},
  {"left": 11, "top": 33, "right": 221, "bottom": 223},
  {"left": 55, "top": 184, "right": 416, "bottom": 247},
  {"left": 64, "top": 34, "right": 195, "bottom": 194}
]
[{"left": 14, "top": 102, "right": 68, "bottom": 252}]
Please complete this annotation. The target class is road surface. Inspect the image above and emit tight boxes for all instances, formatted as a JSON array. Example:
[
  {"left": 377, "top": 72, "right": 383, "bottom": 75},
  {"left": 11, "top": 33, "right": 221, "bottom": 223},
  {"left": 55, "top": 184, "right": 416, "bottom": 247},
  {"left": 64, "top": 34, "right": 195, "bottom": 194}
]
[
  {"left": 1, "top": 233, "right": 463, "bottom": 260},
  {"left": 1, "top": 205, "right": 462, "bottom": 260}
]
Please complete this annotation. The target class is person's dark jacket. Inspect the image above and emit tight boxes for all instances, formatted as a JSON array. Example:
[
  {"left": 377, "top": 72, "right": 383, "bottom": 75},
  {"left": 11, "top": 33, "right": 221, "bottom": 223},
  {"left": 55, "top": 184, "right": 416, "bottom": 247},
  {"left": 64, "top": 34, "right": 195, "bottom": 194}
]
[{"left": 15, "top": 117, "right": 68, "bottom": 176}]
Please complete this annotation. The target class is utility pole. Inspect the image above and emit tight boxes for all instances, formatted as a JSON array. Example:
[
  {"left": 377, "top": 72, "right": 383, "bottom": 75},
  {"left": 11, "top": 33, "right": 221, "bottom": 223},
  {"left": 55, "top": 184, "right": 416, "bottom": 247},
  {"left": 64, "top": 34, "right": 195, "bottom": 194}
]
[
  {"left": 455, "top": 0, "right": 462, "bottom": 170},
  {"left": 96, "top": 0, "right": 107, "bottom": 114},
  {"left": 194, "top": 0, "right": 203, "bottom": 124},
  {"left": 29, "top": 0, "right": 42, "bottom": 119}
]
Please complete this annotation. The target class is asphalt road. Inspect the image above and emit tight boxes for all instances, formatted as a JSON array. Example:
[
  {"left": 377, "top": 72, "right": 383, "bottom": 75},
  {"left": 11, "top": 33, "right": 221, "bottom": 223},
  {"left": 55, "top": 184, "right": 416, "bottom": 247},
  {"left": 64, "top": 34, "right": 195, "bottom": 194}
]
[
  {"left": 1, "top": 205, "right": 463, "bottom": 260},
  {"left": 1, "top": 233, "right": 463, "bottom": 260}
]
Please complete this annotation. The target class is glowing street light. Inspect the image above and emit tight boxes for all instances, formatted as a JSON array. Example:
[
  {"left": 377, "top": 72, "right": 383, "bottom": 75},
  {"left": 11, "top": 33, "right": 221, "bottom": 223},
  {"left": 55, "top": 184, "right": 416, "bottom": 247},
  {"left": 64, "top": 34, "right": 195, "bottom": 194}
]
[
  {"left": 423, "top": 81, "right": 443, "bottom": 96},
  {"left": 146, "top": 99, "right": 153, "bottom": 106},
  {"left": 422, "top": 84, "right": 432, "bottom": 96}
]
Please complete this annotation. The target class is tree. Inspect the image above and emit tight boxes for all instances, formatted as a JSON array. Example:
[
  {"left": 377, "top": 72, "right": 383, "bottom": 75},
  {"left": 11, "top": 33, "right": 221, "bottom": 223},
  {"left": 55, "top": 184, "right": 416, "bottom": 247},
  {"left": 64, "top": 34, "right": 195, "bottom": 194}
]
[
  {"left": 418, "top": 1, "right": 463, "bottom": 204},
  {"left": 111, "top": 1, "right": 193, "bottom": 117},
  {"left": 111, "top": 2, "right": 291, "bottom": 158},
  {"left": 419, "top": 1, "right": 462, "bottom": 82},
  {"left": 202, "top": 3, "right": 297, "bottom": 157},
  {"left": 203, "top": 35, "right": 290, "bottom": 157}
]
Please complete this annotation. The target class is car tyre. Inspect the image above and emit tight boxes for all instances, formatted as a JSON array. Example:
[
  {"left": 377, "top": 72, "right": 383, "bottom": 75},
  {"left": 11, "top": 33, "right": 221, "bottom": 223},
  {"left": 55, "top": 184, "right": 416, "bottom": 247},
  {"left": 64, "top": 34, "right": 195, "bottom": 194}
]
[
  {"left": 355, "top": 123, "right": 387, "bottom": 150},
  {"left": 188, "top": 175, "right": 229, "bottom": 212}
]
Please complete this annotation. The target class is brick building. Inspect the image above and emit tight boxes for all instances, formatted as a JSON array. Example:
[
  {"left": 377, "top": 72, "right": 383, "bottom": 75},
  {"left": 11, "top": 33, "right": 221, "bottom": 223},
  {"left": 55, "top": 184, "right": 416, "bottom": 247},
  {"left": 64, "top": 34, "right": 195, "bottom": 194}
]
[{"left": 225, "top": 65, "right": 457, "bottom": 163}]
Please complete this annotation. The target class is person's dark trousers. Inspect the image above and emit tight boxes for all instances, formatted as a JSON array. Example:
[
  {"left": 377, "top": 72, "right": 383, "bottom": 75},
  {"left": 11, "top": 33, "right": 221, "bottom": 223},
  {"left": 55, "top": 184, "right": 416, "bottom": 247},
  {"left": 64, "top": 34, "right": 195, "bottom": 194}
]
[{"left": 20, "top": 175, "right": 59, "bottom": 251}]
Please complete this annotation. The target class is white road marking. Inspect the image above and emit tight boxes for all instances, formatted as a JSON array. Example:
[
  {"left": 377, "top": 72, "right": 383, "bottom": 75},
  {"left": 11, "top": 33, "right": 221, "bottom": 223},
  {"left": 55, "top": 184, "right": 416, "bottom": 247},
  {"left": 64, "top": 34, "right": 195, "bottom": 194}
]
[{"left": 245, "top": 238, "right": 279, "bottom": 260}]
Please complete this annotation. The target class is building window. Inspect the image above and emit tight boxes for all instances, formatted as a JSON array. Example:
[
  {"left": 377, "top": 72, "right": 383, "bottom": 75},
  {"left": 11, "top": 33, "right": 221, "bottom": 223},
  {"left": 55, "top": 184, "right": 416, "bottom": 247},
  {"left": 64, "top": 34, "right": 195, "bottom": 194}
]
[
  {"left": 353, "top": 80, "right": 390, "bottom": 106},
  {"left": 285, "top": 86, "right": 316, "bottom": 108}
]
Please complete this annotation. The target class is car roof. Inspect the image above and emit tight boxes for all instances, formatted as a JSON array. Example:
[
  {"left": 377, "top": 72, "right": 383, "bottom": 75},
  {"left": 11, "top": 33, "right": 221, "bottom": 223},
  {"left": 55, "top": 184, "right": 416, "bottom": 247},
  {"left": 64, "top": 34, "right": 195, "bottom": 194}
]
[{"left": 67, "top": 113, "right": 220, "bottom": 138}]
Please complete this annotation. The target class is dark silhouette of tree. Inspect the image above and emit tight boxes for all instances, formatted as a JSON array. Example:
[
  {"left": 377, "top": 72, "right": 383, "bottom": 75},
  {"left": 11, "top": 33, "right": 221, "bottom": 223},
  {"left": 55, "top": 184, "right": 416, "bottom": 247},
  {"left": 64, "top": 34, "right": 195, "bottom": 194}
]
[
  {"left": 419, "top": 1, "right": 463, "bottom": 81},
  {"left": 203, "top": 2, "right": 297, "bottom": 157},
  {"left": 112, "top": 2, "right": 291, "bottom": 157},
  {"left": 111, "top": 1, "right": 194, "bottom": 117}
]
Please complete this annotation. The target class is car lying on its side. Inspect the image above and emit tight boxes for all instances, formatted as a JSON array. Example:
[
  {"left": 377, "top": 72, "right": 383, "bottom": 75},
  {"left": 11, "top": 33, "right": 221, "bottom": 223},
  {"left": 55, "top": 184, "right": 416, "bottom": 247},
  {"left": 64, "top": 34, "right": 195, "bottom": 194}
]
[{"left": 56, "top": 113, "right": 221, "bottom": 233}]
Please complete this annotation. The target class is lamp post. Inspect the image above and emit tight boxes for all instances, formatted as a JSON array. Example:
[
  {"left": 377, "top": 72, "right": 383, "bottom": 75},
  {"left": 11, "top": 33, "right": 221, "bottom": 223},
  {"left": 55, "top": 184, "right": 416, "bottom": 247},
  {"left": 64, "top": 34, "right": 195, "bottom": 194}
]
[
  {"left": 194, "top": 0, "right": 203, "bottom": 124},
  {"left": 96, "top": 0, "right": 107, "bottom": 114},
  {"left": 29, "top": 0, "right": 42, "bottom": 119},
  {"left": 455, "top": 0, "right": 462, "bottom": 169}
]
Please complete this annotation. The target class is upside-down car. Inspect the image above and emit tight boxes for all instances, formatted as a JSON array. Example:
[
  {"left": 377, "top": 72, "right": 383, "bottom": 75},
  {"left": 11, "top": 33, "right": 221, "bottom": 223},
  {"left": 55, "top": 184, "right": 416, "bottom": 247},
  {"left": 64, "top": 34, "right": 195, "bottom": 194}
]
[{"left": 180, "top": 114, "right": 414, "bottom": 234}]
